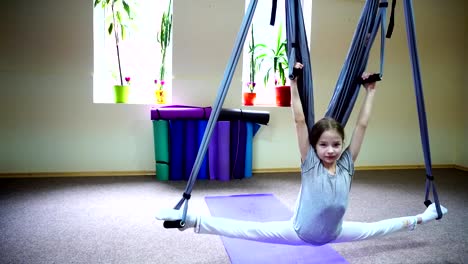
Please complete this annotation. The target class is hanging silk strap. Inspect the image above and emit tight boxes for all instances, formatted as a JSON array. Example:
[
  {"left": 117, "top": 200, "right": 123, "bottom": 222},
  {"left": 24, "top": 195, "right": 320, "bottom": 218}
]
[
  {"left": 403, "top": 0, "right": 442, "bottom": 219},
  {"left": 386, "top": 0, "right": 397, "bottom": 38},
  {"left": 359, "top": 1, "right": 389, "bottom": 85},
  {"left": 270, "top": 0, "right": 278, "bottom": 26},
  {"left": 324, "top": 0, "right": 387, "bottom": 126},
  {"left": 163, "top": 0, "right": 259, "bottom": 228},
  {"left": 285, "top": 0, "right": 315, "bottom": 128}
]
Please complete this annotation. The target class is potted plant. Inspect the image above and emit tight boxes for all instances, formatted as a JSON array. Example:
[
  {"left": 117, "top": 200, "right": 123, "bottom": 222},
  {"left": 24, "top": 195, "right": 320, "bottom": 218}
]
[
  {"left": 94, "top": 0, "right": 134, "bottom": 103},
  {"left": 256, "top": 23, "right": 291, "bottom": 106},
  {"left": 155, "top": 0, "right": 172, "bottom": 104},
  {"left": 243, "top": 25, "right": 258, "bottom": 106}
]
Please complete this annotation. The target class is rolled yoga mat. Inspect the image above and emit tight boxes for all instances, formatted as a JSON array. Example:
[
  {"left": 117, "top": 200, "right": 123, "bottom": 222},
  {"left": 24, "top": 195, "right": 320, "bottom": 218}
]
[
  {"left": 150, "top": 105, "right": 210, "bottom": 120},
  {"left": 184, "top": 120, "right": 199, "bottom": 181},
  {"left": 230, "top": 121, "right": 247, "bottom": 179},
  {"left": 244, "top": 122, "right": 254, "bottom": 179},
  {"left": 151, "top": 105, "right": 269, "bottom": 180},
  {"left": 205, "top": 194, "right": 349, "bottom": 264},
  {"left": 150, "top": 105, "right": 270, "bottom": 126},
  {"left": 218, "top": 108, "right": 270, "bottom": 126},
  {"left": 197, "top": 120, "right": 209, "bottom": 180},
  {"left": 169, "top": 120, "right": 185, "bottom": 181},
  {"left": 152, "top": 120, "right": 170, "bottom": 181},
  {"left": 208, "top": 121, "right": 231, "bottom": 181},
  {"left": 244, "top": 122, "right": 260, "bottom": 178}
]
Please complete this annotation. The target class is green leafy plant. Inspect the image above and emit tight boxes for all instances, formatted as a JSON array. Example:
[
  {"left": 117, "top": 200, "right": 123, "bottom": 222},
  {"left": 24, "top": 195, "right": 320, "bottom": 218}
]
[
  {"left": 94, "top": 0, "right": 134, "bottom": 86},
  {"left": 256, "top": 23, "right": 289, "bottom": 87},
  {"left": 156, "top": 0, "right": 173, "bottom": 90},
  {"left": 247, "top": 25, "right": 259, "bottom": 93}
]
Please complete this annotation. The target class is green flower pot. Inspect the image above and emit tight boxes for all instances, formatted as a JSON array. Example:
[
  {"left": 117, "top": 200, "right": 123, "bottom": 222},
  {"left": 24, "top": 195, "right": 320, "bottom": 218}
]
[{"left": 114, "top": 85, "right": 130, "bottom": 103}]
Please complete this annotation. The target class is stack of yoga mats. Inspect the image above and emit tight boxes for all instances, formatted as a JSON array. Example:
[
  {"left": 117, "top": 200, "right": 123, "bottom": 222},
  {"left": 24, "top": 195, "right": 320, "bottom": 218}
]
[{"left": 150, "top": 105, "right": 270, "bottom": 181}]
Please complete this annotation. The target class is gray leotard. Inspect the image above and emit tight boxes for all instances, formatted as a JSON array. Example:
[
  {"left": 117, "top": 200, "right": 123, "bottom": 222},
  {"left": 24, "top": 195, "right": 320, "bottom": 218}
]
[{"left": 292, "top": 145, "right": 354, "bottom": 245}]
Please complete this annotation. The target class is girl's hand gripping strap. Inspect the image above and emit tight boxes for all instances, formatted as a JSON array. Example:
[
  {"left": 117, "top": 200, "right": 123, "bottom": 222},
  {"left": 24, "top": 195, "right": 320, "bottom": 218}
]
[
  {"left": 163, "top": 192, "right": 191, "bottom": 228},
  {"left": 358, "top": 73, "right": 382, "bottom": 84}
]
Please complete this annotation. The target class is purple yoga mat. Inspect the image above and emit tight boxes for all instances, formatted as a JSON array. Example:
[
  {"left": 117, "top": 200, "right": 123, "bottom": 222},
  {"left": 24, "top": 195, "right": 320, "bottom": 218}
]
[{"left": 205, "top": 194, "right": 349, "bottom": 264}]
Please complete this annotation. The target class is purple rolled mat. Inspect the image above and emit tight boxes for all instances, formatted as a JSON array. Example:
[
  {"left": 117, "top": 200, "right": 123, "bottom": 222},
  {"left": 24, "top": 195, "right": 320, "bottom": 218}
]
[
  {"left": 208, "top": 123, "right": 219, "bottom": 181},
  {"left": 217, "top": 122, "right": 231, "bottom": 181},
  {"left": 151, "top": 105, "right": 210, "bottom": 120},
  {"left": 230, "top": 121, "right": 247, "bottom": 179},
  {"left": 150, "top": 105, "right": 270, "bottom": 125},
  {"left": 205, "top": 194, "right": 349, "bottom": 264},
  {"left": 208, "top": 121, "right": 231, "bottom": 181}
]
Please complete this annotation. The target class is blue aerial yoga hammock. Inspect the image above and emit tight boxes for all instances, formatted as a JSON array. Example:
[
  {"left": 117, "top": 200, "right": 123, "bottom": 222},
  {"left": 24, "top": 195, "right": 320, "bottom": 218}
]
[
  {"left": 163, "top": 0, "right": 260, "bottom": 228},
  {"left": 403, "top": 0, "right": 442, "bottom": 218},
  {"left": 284, "top": 0, "right": 442, "bottom": 219},
  {"left": 164, "top": 0, "right": 442, "bottom": 228},
  {"left": 285, "top": 0, "right": 387, "bottom": 127}
]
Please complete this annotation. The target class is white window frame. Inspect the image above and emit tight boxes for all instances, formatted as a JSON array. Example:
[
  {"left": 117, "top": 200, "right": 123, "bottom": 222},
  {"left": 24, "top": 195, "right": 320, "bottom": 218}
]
[
  {"left": 242, "top": 0, "right": 312, "bottom": 106},
  {"left": 93, "top": 0, "right": 173, "bottom": 104}
]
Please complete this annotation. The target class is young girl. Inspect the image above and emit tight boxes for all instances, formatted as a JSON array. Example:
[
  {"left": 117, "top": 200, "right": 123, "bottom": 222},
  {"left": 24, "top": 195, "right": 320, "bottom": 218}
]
[{"left": 155, "top": 62, "right": 447, "bottom": 245}]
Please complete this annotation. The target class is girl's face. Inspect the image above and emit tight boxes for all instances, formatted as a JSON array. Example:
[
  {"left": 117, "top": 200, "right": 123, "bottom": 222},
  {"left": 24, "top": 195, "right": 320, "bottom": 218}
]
[{"left": 315, "top": 129, "right": 344, "bottom": 167}]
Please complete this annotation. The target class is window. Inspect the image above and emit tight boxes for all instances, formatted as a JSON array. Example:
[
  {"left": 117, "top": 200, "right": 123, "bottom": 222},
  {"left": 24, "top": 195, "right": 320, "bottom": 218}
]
[
  {"left": 93, "top": 0, "right": 173, "bottom": 104},
  {"left": 92, "top": 1, "right": 310, "bottom": 106},
  {"left": 241, "top": 0, "right": 311, "bottom": 106}
]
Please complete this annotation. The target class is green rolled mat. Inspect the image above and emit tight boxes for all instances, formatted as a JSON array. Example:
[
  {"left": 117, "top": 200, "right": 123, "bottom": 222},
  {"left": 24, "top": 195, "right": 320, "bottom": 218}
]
[
  {"left": 156, "top": 163, "right": 170, "bottom": 181},
  {"left": 153, "top": 120, "right": 170, "bottom": 181}
]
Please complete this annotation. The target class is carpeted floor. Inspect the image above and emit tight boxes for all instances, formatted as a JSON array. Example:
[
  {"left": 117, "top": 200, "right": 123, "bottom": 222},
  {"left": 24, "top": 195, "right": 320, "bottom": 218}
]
[{"left": 0, "top": 168, "right": 466, "bottom": 264}]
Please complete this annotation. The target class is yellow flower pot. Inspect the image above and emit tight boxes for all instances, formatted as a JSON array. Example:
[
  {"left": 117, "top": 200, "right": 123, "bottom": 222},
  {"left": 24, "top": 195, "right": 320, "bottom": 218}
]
[{"left": 155, "top": 89, "right": 166, "bottom": 104}]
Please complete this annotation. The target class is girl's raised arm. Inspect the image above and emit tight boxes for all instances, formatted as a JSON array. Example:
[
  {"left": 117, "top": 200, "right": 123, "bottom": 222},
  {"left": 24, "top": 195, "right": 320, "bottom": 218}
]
[
  {"left": 290, "top": 63, "right": 310, "bottom": 162},
  {"left": 348, "top": 72, "right": 377, "bottom": 162}
]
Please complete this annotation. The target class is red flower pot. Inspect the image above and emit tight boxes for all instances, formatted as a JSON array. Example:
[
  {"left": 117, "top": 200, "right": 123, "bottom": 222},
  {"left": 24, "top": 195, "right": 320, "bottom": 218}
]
[
  {"left": 275, "top": 85, "right": 291, "bottom": 107},
  {"left": 243, "top": 92, "right": 257, "bottom": 106}
]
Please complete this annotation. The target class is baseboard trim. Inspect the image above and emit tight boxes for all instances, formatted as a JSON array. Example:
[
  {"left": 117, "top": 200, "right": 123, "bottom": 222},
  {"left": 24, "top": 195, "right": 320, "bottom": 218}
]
[
  {"left": 454, "top": 165, "right": 468, "bottom": 171},
  {"left": 0, "top": 171, "right": 155, "bottom": 179},
  {"left": 0, "top": 164, "right": 466, "bottom": 179},
  {"left": 253, "top": 164, "right": 466, "bottom": 174},
  {"left": 355, "top": 164, "right": 456, "bottom": 171},
  {"left": 253, "top": 168, "right": 301, "bottom": 173}
]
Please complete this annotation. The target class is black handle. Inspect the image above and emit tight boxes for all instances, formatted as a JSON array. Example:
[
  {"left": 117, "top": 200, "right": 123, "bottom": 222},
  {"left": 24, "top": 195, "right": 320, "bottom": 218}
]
[
  {"left": 289, "top": 67, "right": 303, "bottom": 80},
  {"left": 163, "top": 220, "right": 185, "bottom": 229},
  {"left": 424, "top": 200, "right": 432, "bottom": 207},
  {"left": 358, "top": 73, "right": 381, "bottom": 84}
]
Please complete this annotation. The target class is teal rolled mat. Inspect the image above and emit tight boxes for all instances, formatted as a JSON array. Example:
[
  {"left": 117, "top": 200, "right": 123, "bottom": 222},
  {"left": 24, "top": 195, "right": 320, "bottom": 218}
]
[
  {"left": 244, "top": 122, "right": 261, "bottom": 178},
  {"left": 153, "top": 120, "right": 170, "bottom": 181},
  {"left": 244, "top": 122, "right": 254, "bottom": 178}
]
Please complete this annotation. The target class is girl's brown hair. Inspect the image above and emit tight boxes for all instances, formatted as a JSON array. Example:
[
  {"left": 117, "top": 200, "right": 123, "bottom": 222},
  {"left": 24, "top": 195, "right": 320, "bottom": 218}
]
[{"left": 309, "top": 117, "right": 345, "bottom": 149}]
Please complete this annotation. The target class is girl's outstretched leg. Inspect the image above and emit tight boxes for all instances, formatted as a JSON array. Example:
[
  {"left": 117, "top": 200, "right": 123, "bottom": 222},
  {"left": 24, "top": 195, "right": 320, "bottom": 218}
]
[
  {"left": 332, "top": 204, "right": 448, "bottom": 243},
  {"left": 156, "top": 208, "right": 306, "bottom": 245},
  {"left": 332, "top": 217, "right": 418, "bottom": 243},
  {"left": 197, "top": 216, "right": 306, "bottom": 245},
  {"left": 417, "top": 203, "right": 447, "bottom": 224}
]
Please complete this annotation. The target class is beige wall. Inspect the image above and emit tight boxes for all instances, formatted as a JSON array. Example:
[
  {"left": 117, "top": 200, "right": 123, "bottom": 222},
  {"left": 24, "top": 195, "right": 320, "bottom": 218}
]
[{"left": 0, "top": 0, "right": 466, "bottom": 174}]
